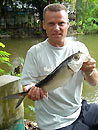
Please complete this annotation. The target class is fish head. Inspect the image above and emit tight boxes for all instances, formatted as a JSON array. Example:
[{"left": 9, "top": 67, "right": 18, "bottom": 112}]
[
  {"left": 72, "top": 51, "right": 82, "bottom": 61},
  {"left": 68, "top": 51, "right": 88, "bottom": 72}
]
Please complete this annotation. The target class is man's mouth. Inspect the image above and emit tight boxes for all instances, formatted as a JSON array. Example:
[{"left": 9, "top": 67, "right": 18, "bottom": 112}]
[{"left": 52, "top": 33, "right": 62, "bottom": 36}]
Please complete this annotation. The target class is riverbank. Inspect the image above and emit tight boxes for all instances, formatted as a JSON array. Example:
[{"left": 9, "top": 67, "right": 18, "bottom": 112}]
[
  {"left": 0, "top": 28, "right": 98, "bottom": 39},
  {"left": 0, "top": 29, "right": 44, "bottom": 39},
  {"left": 0, "top": 32, "right": 82, "bottom": 39},
  {"left": 0, "top": 34, "right": 11, "bottom": 38}
]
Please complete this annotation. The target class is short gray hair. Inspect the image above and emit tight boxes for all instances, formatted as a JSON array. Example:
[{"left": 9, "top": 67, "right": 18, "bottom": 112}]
[{"left": 43, "top": 4, "right": 67, "bottom": 20}]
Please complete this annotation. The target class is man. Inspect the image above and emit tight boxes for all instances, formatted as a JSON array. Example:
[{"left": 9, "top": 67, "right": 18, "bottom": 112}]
[{"left": 21, "top": 4, "right": 98, "bottom": 130}]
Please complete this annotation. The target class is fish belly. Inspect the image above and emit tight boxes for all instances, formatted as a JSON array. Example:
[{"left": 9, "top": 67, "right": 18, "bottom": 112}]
[{"left": 43, "top": 67, "right": 74, "bottom": 92}]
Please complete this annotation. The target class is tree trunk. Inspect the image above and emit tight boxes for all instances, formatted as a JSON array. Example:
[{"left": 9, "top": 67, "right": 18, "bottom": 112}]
[
  {"left": 81, "top": 0, "right": 88, "bottom": 28},
  {"left": 75, "top": 0, "right": 83, "bottom": 24},
  {"left": 0, "top": 0, "right": 4, "bottom": 25}
]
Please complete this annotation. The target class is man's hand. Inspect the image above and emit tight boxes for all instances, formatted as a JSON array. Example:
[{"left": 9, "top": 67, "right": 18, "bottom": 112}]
[
  {"left": 81, "top": 57, "right": 96, "bottom": 76},
  {"left": 23, "top": 85, "right": 47, "bottom": 101},
  {"left": 81, "top": 56, "right": 98, "bottom": 86}
]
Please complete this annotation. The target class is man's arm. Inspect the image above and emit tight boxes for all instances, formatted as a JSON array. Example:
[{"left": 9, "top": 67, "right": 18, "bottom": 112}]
[
  {"left": 84, "top": 69, "right": 98, "bottom": 86},
  {"left": 81, "top": 57, "right": 98, "bottom": 86}
]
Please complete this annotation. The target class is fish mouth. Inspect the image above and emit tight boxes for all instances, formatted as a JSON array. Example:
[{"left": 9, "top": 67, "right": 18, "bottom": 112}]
[{"left": 78, "top": 52, "right": 85, "bottom": 59}]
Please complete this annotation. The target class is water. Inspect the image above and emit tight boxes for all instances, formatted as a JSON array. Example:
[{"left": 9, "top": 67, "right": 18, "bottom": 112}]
[
  {"left": 76, "top": 34, "right": 98, "bottom": 104},
  {"left": 0, "top": 34, "right": 98, "bottom": 121},
  {"left": 0, "top": 38, "right": 43, "bottom": 73}
]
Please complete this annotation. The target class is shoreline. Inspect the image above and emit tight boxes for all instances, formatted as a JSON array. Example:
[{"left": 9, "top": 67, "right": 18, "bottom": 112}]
[{"left": 0, "top": 32, "right": 82, "bottom": 39}]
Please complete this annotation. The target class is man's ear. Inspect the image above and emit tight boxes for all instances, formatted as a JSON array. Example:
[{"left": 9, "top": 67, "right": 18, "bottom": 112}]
[{"left": 43, "top": 20, "right": 46, "bottom": 30}]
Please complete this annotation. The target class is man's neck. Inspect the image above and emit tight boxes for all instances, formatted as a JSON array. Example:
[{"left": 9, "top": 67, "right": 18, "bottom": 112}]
[{"left": 48, "top": 39, "right": 66, "bottom": 47}]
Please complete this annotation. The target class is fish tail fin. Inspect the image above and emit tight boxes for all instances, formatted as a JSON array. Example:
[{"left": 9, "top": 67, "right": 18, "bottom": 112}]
[
  {"left": 16, "top": 95, "right": 25, "bottom": 109},
  {"left": 2, "top": 91, "right": 27, "bottom": 109},
  {"left": 3, "top": 92, "right": 26, "bottom": 100}
]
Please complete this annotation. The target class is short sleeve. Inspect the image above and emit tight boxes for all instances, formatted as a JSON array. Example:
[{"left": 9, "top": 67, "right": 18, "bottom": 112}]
[{"left": 20, "top": 47, "right": 39, "bottom": 86}]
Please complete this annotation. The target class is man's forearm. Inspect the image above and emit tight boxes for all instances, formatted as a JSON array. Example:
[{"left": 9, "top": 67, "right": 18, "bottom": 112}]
[{"left": 84, "top": 69, "right": 98, "bottom": 86}]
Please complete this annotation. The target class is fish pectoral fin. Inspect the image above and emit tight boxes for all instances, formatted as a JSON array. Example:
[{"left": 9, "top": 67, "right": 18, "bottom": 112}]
[{"left": 16, "top": 96, "right": 25, "bottom": 109}]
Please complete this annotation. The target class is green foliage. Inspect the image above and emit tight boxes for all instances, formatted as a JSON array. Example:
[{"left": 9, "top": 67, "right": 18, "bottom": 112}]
[
  {"left": 83, "top": 18, "right": 98, "bottom": 34},
  {"left": 0, "top": 42, "right": 5, "bottom": 48},
  {"left": 28, "top": 105, "right": 35, "bottom": 113},
  {"left": 75, "top": 1, "right": 98, "bottom": 34},
  {"left": 1, "top": 0, "right": 98, "bottom": 36},
  {"left": 0, "top": 42, "right": 11, "bottom": 75},
  {"left": 82, "top": 2, "right": 98, "bottom": 34},
  {"left": 88, "top": 0, "right": 98, "bottom": 3}
]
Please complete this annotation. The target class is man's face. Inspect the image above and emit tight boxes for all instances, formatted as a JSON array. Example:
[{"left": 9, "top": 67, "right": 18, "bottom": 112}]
[{"left": 43, "top": 10, "right": 69, "bottom": 47}]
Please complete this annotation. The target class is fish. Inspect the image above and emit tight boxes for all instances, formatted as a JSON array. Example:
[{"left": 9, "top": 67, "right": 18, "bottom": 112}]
[{"left": 3, "top": 51, "right": 85, "bottom": 108}]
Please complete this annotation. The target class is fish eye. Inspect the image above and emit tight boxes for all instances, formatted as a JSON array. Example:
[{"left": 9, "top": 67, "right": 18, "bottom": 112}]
[{"left": 73, "top": 55, "right": 80, "bottom": 61}]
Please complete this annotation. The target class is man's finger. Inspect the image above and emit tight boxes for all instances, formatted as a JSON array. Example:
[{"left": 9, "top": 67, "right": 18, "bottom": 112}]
[{"left": 23, "top": 84, "right": 32, "bottom": 92}]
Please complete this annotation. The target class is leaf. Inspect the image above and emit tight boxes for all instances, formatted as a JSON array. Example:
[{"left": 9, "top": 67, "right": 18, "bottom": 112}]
[
  {"left": 0, "top": 57, "right": 10, "bottom": 62},
  {"left": 0, "top": 68, "right": 5, "bottom": 73},
  {"left": 0, "top": 51, "right": 11, "bottom": 57},
  {"left": 28, "top": 105, "right": 35, "bottom": 112},
  {"left": 0, "top": 42, "right": 5, "bottom": 48}
]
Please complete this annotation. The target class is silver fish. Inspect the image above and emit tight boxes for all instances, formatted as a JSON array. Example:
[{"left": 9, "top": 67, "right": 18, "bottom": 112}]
[{"left": 3, "top": 51, "right": 83, "bottom": 108}]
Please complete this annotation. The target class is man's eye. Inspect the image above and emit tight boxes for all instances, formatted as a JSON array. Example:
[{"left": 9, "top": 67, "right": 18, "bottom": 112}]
[
  {"left": 49, "top": 23, "right": 54, "bottom": 26},
  {"left": 59, "top": 22, "right": 65, "bottom": 26}
]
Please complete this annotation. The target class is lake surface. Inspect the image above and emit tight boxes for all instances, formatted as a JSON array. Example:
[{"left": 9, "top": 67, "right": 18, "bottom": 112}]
[{"left": 0, "top": 34, "right": 98, "bottom": 121}]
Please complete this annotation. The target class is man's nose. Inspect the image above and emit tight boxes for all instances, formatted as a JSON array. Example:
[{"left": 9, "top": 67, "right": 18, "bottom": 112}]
[{"left": 54, "top": 24, "right": 60, "bottom": 31}]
